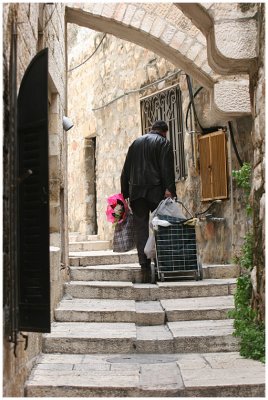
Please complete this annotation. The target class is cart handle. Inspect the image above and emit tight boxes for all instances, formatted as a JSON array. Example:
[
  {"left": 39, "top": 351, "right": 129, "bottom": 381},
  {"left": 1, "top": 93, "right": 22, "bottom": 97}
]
[
  {"left": 195, "top": 200, "right": 222, "bottom": 217},
  {"left": 175, "top": 199, "right": 222, "bottom": 219},
  {"left": 175, "top": 199, "right": 194, "bottom": 218}
]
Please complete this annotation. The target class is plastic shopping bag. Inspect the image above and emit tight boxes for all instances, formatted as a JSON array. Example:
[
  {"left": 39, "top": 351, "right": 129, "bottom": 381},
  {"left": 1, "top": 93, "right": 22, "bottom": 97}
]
[
  {"left": 152, "top": 198, "right": 186, "bottom": 220},
  {"left": 144, "top": 233, "right": 156, "bottom": 259}
]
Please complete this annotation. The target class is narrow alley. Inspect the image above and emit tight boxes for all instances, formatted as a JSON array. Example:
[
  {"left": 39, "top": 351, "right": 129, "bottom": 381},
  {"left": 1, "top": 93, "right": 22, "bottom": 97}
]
[
  {"left": 3, "top": 2, "right": 265, "bottom": 397},
  {"left": 25, "top": 236, "right": 264, "bottom": 396}
]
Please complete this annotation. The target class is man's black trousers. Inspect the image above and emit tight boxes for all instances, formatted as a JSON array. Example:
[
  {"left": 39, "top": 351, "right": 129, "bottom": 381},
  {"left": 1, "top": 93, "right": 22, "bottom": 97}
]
[{"left": 130, "top": 198, "right": 158, "bottom": 267}]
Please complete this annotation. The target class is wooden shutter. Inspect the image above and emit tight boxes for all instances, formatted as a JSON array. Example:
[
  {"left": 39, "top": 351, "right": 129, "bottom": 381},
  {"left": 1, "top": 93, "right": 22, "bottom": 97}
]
[
  {"left": 199, "top": 130, "right": 228, "bottom": 201},
  {"left": 17, "top": 48, "right": 50, "bottom": 332}
]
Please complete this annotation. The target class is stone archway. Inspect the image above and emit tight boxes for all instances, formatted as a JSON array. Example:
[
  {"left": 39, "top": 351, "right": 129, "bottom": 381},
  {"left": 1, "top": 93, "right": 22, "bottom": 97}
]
[{"left": 66, "top": 2, "right": 256, "bottom": 118}]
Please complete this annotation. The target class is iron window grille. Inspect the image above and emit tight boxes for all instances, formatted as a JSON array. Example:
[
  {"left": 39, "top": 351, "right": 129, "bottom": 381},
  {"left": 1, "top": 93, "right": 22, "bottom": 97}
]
[{"left": 140, "top": 84, "right": 186, "bottom": 181}]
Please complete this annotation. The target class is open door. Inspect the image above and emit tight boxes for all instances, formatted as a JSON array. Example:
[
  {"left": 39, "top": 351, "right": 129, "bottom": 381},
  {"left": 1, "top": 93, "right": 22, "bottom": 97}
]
[{"left": 17, "top": 48, "right": 50, "bottom": 332}]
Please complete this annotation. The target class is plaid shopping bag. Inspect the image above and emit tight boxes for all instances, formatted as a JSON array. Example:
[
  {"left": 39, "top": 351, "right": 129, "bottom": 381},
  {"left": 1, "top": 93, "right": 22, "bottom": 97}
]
[{"left": 113, "top": 211, "right": 135, "bottom": 252}]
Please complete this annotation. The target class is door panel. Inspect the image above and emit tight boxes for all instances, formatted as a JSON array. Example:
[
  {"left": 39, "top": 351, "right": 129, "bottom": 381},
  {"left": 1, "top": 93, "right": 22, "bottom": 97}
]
[{"left": 17, "top": 48, "right": 50, "bottom": 332}]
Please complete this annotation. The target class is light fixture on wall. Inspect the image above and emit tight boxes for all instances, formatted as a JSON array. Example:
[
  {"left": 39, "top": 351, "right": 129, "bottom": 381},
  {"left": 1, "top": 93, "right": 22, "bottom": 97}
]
[{"left": 63, "top": 116, "right": 74, "bottom": 131}]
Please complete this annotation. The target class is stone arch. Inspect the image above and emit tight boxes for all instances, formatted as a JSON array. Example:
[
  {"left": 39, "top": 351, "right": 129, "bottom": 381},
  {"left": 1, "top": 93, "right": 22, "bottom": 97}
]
[
  {"left": 66, "top": 3, "right": 252, "bottom": 117},
  {"left": 66, "top": 5, "right": 215, "bottom": 89},
  {"left": 175, "top": 3, "right": 258, "bottom": 75}
]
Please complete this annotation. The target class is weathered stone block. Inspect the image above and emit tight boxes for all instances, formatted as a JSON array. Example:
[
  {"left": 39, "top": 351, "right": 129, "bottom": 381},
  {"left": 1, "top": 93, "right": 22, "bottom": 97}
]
[
  {"left": 208, "top": 3, "right": 258, "bottom": 21},
  {"left": 160, "top": 24, "right": 176, "bottom": 45},
  {"left": 92, "top": 3, "right": 104, "bottom": 16},
  {"left": 194, "top": 48, "right": 208, "bottom": 67},
  {"left": 176, "top": 35, "right": 194, "bottom": 55},
  {"left": 113, "top": 3, "right": 128, "bottom": 23},
  {"left": 122, "top": 4, "right": 137, "bottom": 26},
  {"left": 49, "top": 134, "right": 60, "bottom": 156},
  {"left": 131, "top": 8, "right": 146, "bottom": 29},
  {"left": 201, "top": 61, "right": 212, "bottom": 74},
  {"left": 214, "top": 20, "right": 257, "bottom": 59},
  {"left": 136, "top": 325, "right": 174, "bottom": 353},
  {"left": 186, "top": 41, "right": 204, "bottom": 61},
  {"left": 101, "top": 3, "right": 117, "bottom": 19},
  {"left": 150, "top": 16, "right": 166, "bottom": 38},
  {"left": 253, "top": 162, "right": 263, "bottom": 192},
  {"left": 50, "top": 232, "right": 61, "bottom": 247},
  {"left": 49, "top": 179, "right": 61, "bottom": 205},
  {"left": 50, "top": 205, "right": 60, "bottom": 233},
  {"left": 140, "top": 13, "right": 155, "bottom": 34},
  {"left": 214, "top": 79, "right": 251, "bottom": 114}
]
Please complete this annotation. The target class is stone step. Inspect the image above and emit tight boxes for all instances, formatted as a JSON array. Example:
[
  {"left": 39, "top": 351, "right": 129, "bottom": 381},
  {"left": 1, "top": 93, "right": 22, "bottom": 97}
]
[
  {"left": 24, "top": 352, "right": 266, "bottom": 397},
  {"left": 70, "top": 263, "right": 141, "bottom": 282},
  {"left": 69, "top": 240, "right": 111, "bottom": 252},
  {"left": 161, "top": 295, "right": 234, "bottom": 321},
  {"left": 69, "top": 249, "right": 138, "bottom": 266},
  {"left": 203, "top": 263, "right": 240, "bottom": 279},
  {"left": 70, "top": 263, "right": 239, "bottom": 282},
  {"left": 69, "top": 233, "right": 100, "bottom": 242},
  {"left": 42, "top": 320, "right": 239, "bottom": 354},
  {"left": 25, "top": 352, "right": 265, "bottom": 398},
  {"left": 55, "top": 299, "right": 165, "bottom": 325},
  {"left": 65, "top": 278, "right": 236, "bottom": 301},
  {"left": 55, "top": 296, "right": 234, "bottom": 324}
]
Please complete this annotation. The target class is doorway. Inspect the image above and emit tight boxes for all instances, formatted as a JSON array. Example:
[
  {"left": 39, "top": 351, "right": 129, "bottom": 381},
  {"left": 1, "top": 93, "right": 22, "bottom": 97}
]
[{"left": 84, "top": 136, "right": 97, "bottom": 235}]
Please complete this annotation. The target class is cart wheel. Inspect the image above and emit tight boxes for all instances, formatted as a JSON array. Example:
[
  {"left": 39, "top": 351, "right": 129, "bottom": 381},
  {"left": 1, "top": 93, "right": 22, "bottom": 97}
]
[{"left": 150, "top": 263, "right": 156, "bottom": 284}]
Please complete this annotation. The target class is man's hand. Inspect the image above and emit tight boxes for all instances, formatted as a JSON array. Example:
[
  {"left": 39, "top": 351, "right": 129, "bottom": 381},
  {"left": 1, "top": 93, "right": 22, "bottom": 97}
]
[{"left": 164, "top": 189, "right": 173, "bottom": 198}]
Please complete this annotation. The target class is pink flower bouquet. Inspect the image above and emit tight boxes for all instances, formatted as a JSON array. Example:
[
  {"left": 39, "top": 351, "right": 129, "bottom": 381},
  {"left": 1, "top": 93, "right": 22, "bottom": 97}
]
[{"left": 106, "top": 193, "right": 129, "bottom": 226}]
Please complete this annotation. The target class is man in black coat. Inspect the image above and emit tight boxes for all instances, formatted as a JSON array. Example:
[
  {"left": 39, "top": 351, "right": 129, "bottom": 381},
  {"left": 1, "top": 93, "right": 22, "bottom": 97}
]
[{"left": 121, "top": 120, "right": 176, "bottom": 283}]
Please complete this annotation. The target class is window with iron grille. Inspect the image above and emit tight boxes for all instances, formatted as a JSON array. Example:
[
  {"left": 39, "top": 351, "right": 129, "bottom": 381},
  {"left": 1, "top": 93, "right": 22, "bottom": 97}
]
[{"left": 140, "top": 84, "right": 186, "bottom": 181}]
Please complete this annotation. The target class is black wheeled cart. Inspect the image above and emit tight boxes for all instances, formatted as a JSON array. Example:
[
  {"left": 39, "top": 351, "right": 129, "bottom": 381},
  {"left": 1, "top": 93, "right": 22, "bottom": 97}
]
[{"left": 153, "top": 214, "right": 203, "bottom": 282}]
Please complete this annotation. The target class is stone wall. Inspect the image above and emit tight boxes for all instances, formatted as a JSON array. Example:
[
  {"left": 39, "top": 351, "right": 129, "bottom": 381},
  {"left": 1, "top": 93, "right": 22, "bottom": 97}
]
[
  {"left": 3, "top": 3, "right": 67, "bottom": 396},
  {"left": 250, "top": 4, "right": 265, "bottom": 321},
  {"left": 67, "top": 25, "right": 253, "bottom": 264}
]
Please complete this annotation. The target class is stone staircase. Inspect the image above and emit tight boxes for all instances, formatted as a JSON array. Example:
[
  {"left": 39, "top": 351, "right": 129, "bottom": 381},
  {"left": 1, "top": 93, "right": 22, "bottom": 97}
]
[{"left": 25, "top": 237, "right": 265, "bottom": 397}]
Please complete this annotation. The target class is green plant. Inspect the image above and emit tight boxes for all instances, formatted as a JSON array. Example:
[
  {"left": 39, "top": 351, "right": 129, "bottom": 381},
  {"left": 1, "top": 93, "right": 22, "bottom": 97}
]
[
  {"left": 229, "top": 274, "right": 265, "bottom": 363},
  {"left": 232, "top": 162, "right": 252, "bottom": 215},
  {"left": 232, "top": 162, "right": 251, "bottom": 194},
  {"left": 230, "top": 162, "right": 265, "bottom": 363},
  {"left": 238, "top": 232, "right": 254, "bottom": 271}
]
